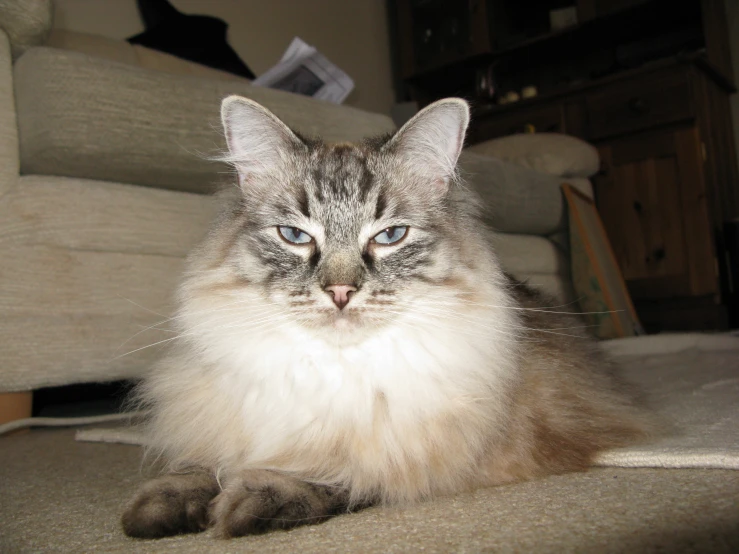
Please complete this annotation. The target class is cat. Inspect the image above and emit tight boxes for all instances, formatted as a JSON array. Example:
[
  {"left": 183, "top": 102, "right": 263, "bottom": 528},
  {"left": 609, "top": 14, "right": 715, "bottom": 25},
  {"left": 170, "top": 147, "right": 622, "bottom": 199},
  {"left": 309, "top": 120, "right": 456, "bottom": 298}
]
[{"left": 121, "top": 96, "right": 652, "bottom": 539}]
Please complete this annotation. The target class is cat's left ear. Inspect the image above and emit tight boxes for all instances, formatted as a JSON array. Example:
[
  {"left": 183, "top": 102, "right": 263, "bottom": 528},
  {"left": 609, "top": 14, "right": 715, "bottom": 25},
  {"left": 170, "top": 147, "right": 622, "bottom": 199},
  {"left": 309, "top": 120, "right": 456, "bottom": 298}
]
[{"left": 384, "top": 98, "right": 470, "bottom": 199}]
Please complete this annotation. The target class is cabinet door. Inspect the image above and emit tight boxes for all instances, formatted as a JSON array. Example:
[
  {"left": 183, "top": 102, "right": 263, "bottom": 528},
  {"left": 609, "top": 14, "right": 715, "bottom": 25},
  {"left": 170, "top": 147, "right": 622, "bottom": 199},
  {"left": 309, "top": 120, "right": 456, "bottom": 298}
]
[{"left": 593, "top": 127, "right": 717, "bottom": 300}]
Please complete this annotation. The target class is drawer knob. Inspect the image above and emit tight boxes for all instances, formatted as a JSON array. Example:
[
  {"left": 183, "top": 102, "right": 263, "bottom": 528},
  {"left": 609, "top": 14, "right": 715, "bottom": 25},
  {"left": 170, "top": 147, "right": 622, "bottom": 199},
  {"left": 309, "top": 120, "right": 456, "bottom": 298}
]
[{"left": 628, "top": 97, "right": 648, "bottom": 114}]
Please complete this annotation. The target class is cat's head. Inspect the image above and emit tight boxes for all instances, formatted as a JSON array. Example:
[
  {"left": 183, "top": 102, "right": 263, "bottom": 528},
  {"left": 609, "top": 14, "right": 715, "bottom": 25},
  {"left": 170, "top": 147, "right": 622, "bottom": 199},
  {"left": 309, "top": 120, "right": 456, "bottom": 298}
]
[{"left": 197, "top": 96, "right": 475, "bottom": 339}]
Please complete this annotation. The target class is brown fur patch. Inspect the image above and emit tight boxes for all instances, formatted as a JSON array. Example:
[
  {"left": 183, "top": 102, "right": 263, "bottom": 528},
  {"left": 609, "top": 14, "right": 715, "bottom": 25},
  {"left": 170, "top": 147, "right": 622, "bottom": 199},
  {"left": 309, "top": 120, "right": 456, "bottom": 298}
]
[
  {"left": 197, "top": 276, "right": 251, "bottom": 296},
  {"left": 372, "top": 391, "right": 389, "bottom": 430},
  {"left": 476, "top": 296, "right": 653, "bottom": 486},
  {"left": 370, "top": 289, "right": 396, "bottom": 297},
  {"left": 365, "top": 299, "right": 394, "bottom": 305},
  {"left": 202, "top": 216, "right": 246, "bottom": 272}
]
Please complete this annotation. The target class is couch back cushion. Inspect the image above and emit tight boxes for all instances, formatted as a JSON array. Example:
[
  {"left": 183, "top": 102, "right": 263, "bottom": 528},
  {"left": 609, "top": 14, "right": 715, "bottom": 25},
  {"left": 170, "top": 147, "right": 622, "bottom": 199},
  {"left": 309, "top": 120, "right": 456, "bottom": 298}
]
[
  {"left": 45, "top": 29, "right": 249, "bottom": 83},
  {"left": 14, "top": 47, "right": 396, "bottom": 195},
  {"left": 14, "top": 46, "right": 587, "bottom": 238}
]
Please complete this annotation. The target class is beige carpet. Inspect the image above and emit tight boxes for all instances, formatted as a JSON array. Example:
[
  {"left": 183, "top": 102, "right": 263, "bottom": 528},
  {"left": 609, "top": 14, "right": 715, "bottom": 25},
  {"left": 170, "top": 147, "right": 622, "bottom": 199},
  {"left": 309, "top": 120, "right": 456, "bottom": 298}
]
[
  {"left": 596, "top": 333, "right": 739, "bottom": 469},
  {"left": 2, "top": 428, "right": 739, "bottom": 553}
]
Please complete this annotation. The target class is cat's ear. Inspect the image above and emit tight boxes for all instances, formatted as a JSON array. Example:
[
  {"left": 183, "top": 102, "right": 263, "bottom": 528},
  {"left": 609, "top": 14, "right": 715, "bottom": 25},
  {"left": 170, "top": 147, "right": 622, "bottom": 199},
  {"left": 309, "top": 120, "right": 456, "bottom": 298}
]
[
  {"left": 220, "top": 95, "right": 304, "bottom": 186},
  {"left": 384, "top": 98, "right": 470, "bottom": 198}
]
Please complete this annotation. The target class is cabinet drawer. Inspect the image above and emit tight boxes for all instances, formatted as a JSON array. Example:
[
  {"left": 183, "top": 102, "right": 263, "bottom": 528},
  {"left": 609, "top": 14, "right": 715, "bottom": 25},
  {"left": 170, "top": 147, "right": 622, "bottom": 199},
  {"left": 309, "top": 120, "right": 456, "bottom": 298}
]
[
  {"left": 592, "top": 0, "right": 647, "bottom": 17},
  {"left": 471, "top": 104, "right": 564, "bottom": 142},
  {"left": 587, "top": 72, "right": 694, "bottom": 140}
]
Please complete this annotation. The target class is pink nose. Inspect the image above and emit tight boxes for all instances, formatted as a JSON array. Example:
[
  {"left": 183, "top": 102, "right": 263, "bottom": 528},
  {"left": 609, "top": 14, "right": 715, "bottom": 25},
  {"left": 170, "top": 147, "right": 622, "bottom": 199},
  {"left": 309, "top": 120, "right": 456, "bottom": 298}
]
[{"left": 324, "top": 284, "right": 357, "bottom": 310}]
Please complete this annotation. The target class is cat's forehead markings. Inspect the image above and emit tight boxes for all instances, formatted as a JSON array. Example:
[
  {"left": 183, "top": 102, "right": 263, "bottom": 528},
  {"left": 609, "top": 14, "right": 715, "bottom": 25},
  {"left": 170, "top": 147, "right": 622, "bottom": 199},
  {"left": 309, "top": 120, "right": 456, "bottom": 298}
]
[
  {"left": 308, "top": 142, "right": 359, "bottom": 161},
  {"left": 307, "top": 144, "right": 376, "bottom": 205},
  {"left": 375, "top": 188, "right": 387, "bottom": 220},
  {"left": 327, "top": 141, "right": 356, "bottom": 148},
  {"left": 296, "top": 186, "right": 311, "bottom": 219}
]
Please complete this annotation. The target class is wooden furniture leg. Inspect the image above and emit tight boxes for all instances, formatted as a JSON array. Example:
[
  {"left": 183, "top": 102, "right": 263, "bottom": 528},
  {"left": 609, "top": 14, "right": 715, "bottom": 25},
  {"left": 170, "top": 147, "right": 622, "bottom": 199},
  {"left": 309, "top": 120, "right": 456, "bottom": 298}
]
[{"left": 0, "top": 391, "right": 33, "bottom": 425}]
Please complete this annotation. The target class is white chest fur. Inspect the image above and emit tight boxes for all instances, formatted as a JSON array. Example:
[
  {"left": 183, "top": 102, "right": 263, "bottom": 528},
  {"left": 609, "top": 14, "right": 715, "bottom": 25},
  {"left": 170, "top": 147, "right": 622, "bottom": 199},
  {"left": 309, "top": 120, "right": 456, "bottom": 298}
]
[
  {"left": 211, "top": 317, "right": 512, "bottom": 478},
  {"left": 158, "top": 288, "right": 520, "bottom": 501}
]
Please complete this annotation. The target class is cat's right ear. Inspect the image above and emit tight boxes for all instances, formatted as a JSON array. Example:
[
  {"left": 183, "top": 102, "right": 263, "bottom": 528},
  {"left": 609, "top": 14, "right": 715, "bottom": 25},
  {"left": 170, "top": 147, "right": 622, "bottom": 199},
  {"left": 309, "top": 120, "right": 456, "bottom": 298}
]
[
  {"left": 220, "top": 96, "right": 304, "bottom": 187},
  {"left": 383, "top": 98, "right": 470, "bottom": 201}
]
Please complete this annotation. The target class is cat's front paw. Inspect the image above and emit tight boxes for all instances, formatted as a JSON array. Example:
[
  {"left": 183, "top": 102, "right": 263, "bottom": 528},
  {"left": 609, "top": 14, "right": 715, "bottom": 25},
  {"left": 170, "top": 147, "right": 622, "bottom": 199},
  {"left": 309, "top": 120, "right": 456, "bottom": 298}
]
[
  {"left": 210, "top": 470, "right": 345, "bottom": 538},
  {"left": 122, "top": 471, "right": 220, "bottom": 539}
]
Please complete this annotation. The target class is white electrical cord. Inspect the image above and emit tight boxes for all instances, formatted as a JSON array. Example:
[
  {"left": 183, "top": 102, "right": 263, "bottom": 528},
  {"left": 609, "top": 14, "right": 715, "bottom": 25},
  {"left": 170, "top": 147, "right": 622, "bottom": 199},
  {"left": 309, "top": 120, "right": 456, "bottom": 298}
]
[
  {"left": 0, "top": 411, "right": 146, "bottom": 437},
  {"left": 75, "top": 426, "right": 148, "bottom": 445}
]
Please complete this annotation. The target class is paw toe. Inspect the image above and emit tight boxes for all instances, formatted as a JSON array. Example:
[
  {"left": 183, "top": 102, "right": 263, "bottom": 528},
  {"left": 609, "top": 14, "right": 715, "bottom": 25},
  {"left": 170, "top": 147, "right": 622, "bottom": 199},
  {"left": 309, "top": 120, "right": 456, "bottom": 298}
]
[
  {"left": 122, "top": 493, "right": 190, "bottom": 539},
  {"left": 122, "top": 474, "right": 219, "bottom": 539},
  {"left": 216, "top": 487, "right": 280, "bottom": 537}
]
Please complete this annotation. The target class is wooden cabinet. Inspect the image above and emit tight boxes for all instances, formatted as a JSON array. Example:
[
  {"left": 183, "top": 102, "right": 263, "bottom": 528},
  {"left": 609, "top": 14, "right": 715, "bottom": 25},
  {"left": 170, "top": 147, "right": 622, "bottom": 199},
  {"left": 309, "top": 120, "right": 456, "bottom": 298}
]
[
  {"left": 469, "top": 61, "right": 738, "bottom": 331},
  {"left": 590, "top": 67, "right": 736, "bottom": 330},
  {"left": 391, "top": 0, "right": 738, "bottom": 331}
]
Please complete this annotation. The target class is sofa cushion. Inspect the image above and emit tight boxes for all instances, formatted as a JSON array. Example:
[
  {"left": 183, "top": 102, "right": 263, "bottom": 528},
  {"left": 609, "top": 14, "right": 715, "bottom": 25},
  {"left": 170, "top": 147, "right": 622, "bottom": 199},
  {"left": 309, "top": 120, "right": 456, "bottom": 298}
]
[
  {"left": 0, "top": 0, "right": 52, "bottom": 60},
  {"left": 466, "top": 132, "right": 600, "bottom": 178},
  {"left": 0, "top": 30, "right": 18, "bottom": 198},
  {"left": 44, "top": 28, "right": 139, "bottom": 67},
  {"left": 46, "top": 29, "right": 249, "bottom": 83},
  {"left": 460, "top": 151, "right": 571, "bottom": 235},
  {"left": 14, "top": 46, "right": 583, "bottom": 236},
  {"left": 490, "top": 232, "right": 574, "bottom": 302},
  {"left": 462, "top": 152, "right": 595, "bottom": 238},
  {"left": 0, "top": 175, "right": 215, "bottom": 391},
  {"left": 490, "top": 233, "right": 569, "bottom": 276},
  {"left": 14, "top": 47, "right": 396, "bottom": 195}
]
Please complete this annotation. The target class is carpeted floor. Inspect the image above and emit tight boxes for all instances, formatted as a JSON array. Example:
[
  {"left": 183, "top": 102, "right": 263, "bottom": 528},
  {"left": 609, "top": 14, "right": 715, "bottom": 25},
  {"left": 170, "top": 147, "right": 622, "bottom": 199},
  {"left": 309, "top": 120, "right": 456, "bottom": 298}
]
[{"left": 2, "top": 428, "right": 739, "bottom": 553}]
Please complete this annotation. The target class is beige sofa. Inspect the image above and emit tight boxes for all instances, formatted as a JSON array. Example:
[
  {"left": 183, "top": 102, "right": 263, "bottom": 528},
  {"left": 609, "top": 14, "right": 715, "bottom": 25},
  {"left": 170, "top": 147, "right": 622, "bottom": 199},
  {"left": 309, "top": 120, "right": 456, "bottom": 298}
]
[{"left": 2, "top": 2, "right": 738, "bottom": 552}]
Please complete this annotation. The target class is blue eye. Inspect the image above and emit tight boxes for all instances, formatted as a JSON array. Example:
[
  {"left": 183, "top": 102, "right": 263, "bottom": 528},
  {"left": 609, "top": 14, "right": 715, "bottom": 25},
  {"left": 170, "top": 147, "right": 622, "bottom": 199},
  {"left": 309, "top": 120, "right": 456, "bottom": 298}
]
[
  {"left": 278, "top": 226, "right": 313, "bottom": 245},
  {"left": 373, "top": 226, "right": 408, "bottom": 245}
]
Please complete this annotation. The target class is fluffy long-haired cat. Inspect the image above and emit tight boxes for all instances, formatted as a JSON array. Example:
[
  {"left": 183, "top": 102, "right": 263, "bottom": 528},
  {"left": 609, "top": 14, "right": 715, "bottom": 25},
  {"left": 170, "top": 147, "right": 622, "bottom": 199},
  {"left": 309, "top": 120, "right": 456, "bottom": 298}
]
[{"left": 122, "top": 96, "right": 651, "bottom": 539}]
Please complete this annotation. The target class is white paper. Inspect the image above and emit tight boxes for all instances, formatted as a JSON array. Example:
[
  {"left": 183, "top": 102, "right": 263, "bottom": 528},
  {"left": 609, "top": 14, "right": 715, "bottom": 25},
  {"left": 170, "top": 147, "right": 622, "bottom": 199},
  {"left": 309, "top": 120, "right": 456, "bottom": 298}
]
[{"left": 253, "top": 37, "right": 354, "bottom": 104}]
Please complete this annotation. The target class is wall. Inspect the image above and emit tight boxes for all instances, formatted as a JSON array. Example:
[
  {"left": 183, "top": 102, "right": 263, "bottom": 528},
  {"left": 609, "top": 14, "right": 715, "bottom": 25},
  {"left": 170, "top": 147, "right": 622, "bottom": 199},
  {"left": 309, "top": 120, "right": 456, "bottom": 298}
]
[{"left": 51, "top": 0, "right": 395, "bottom": 116}]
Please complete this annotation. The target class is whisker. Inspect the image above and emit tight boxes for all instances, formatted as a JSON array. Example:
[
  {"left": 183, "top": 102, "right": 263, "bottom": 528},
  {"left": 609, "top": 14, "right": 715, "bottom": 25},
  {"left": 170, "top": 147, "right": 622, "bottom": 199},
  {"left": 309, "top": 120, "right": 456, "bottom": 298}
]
[
  {"left": 115, "top": 297, "right": 270, "bottom": 346},
  {"left": 385, "top": 312, "right": 545, "bottom": 345},
  {"left": 112, "top": 311, "right": 294, "bottom": 360},
  {"left": 114, "top": 302, "right": 281, "bottom": 355},
  {"left": 379, "top": 308, "right": 526, "bottom": 342},
  {"left": 116, "top": 294, "right": 170, "bottom": 318},
  {"left": 386, "top": 304, "right": 597, "bottom": 341},
  {"left": 389, "top": 297, "right": 621, "bottom": 317},
  {"left": 110, "top": 335, "right": 183, "bottom": 360}
]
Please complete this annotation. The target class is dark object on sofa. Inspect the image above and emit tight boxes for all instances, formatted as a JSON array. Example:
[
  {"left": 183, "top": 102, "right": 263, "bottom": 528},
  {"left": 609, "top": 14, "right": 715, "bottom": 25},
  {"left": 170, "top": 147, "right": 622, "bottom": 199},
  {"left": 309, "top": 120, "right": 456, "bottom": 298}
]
[{"left": 127, "top": 0, "right": 255, "bottom": 79}]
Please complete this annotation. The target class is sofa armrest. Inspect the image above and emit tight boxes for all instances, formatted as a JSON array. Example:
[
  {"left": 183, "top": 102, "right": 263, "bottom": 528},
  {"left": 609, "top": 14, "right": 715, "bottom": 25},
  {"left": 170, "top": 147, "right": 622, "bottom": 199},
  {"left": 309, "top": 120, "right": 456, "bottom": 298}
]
[
  {"left": 459, "top": 151, "right": 569, "bottom": 236},
  {"left": 0, "top": 28, "right": 19, "bottom": 199},
  {"left": 466, "top": 133, "right": 600, "bottom": 179},
  {"left": 0, "top": 0, "right": 53, "bottom": 60}
]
